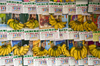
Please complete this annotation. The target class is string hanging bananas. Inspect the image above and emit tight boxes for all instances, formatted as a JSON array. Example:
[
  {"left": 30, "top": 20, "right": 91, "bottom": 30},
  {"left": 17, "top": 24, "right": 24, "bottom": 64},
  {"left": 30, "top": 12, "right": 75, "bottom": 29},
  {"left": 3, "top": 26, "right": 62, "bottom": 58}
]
[
  {"left": 7, "top": 19, "right": 24, "bottom": 30},
  {"left": 0, "top": 45, "right": 13, "bottom": 56},
  {"left": 32, "top": 47, "right": 47, "bottom": 56},
  {"left": 70, "top": 46, "right": 87, "bottom": 60},
  {"left": 48, "top": 46, "right": 62, "bottom": 56},
  {"left": 89, "top": 44, "right": 100, "bottom": 58},
  {"left": 83, "top": 21, "right": 97, "bottom": 31},
  {"left": 49, "top": 15, "right": 67, "bottom": 30},
  {"left": 61, "top": 44, "right": 70, "bottom": 56},
  {"left": 13, "top": 45, "right": 29, "bottom": 56},
  {"left": 69, "top": 20, "right": 84, "bottom": 31},
  {"left": 24, "top": 19, "right": 39, "bottom": 29}
]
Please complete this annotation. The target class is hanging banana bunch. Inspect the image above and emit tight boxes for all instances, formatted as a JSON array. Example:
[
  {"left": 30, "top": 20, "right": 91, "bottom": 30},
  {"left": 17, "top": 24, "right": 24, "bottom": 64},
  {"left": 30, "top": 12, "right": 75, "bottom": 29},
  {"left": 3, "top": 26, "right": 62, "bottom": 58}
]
[
  {"left": 13, "top": 45, "right": 29, "bottom": 56},
  {"left": 69, "top": 15, "right": 84, "bottom": 31},
  {"left": 61, "top": 44, "right": 70, "bottom": 56},
  {"left": 83, "top": 21, "right": 97, "bottom": 31},
  {"left": 7, "top": 19, "right": 24, "bottom": 30},
  {"left": 32, "top": 47, "right": 48, "bottom": 56},
  {"left": 89, "top": 44, "right": 100, "bottom": 58},
  {"left": 49, "top": 15, "right": 67, "bottom": 30},
  {"left": 48, "top": 46, "right": 62, "bottom": 56},
  {"left": 0, "top": 45, "right": 13, "bottom": 56},
  {"left": 83, "top": 15, "right": 97, "bottom": 31},
  {"left": 70, "top": 42, "right": 87, "bottom": 60},
  {"left": 24, "top": 19, "right": 39, "bottom": 29}
]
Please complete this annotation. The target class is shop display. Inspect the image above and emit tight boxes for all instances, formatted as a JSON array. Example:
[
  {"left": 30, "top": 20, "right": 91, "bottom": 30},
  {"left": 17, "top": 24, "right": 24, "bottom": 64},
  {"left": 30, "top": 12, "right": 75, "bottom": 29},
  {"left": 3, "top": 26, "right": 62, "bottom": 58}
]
[{"left": 0, "top": 0, "right": 100, "bottom": 66}]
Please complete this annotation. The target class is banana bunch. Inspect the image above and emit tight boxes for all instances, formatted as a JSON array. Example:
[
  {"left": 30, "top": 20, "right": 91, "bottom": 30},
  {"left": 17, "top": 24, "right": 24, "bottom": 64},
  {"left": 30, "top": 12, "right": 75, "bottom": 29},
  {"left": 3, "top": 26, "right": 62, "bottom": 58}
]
[
  {"left": 83, "top": 21, "right": 97, "bottom": 31},
  {"left": 49, "top": 15, "right": 67, "bottom": 30},
  {"left": 70, "top": 46, "right": 87, "bottom": 60},
  {"left": 89, "top": 44, "right": 100, "bottom": 58},
  {"left": 13, "top": 45, "right": 29, "bottom": 56},
  {"left": 24, "top": 19, "right": 39, "bottom": 29},
  {"left": 32, "top": 47, "right": 47, "bottom": 56},
  {"left": 61, "top": 44, "right": 70, "bottom": 56},
  {"left": 7, "top": 19, "right": 24, "bottom": 30},
  {"left": 0, "top": 45, "right": 12, "bottom": 56},
  {"left": 48, "top": 46, "right": 62, "bottom": 56},
  {"left": 69, "top": 20, "right": 84, "bottom": 31}
]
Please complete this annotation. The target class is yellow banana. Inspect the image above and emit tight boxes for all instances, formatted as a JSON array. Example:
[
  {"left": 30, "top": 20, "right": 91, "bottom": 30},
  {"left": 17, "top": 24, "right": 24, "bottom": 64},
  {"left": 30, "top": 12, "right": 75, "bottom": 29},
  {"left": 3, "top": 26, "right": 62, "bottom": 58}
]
[
  {"left": 73, "top": 49, "right": 78, "bottom": 60},
  {"left": 89, "top": 44, "right": 96, "bottom": 51},
  {"left": 50, "top": 15, "right": 55, "bottom": 19},
  {"left": 0, "top": 49, "right": 4, "bottom": 55},
  {"left": 7, "top": 19, "right": 14, "bottom": 25},
  {"left": 78, "top": 50, "right": 81, "bottom": 59},
  {"left": 19, "top": 46, "right": 24, "bottom": 54},
  {"left": 83, "top": 46, "right": 87, "bottom": 57},
  {"left": 70, "top": 47, "right": 76, "bottom": 57}
]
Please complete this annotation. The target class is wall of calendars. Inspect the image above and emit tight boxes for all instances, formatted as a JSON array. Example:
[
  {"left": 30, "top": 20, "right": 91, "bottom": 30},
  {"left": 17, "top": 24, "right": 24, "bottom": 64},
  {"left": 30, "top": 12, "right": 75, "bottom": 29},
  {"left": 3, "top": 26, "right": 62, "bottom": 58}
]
[{"left": 0, "top": 0, "right": 100, "bottom": 66}]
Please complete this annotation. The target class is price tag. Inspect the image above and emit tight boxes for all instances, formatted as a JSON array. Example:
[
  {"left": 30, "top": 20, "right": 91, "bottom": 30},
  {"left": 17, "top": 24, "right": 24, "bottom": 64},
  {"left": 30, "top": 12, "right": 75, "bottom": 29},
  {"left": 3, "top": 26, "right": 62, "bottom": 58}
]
[
  {"left": 85, "top": 31, "right": 93, "bottom": 41},
  {"left": 40, "top": 29, "right": 51, "bottom": 40},
  {"left": 37, "top": 3, "right": 48, "bottom": 14},
  {"left": 6, "top": 1, "right": 22, "bottom": 14},
  {"left": 34, "top": 56, "right": 47, "bottom": 66},
  {"left": 46, "top": 56, "right": 55, "bottom": 66},
  {"left": 93, "top": 31, "right": 100, "bottom": 41},
  {"left": 88, "top": 55, "right": 95, "bottom": 65},
  {"left": 69, "top": 57, "right": 75, "bottom": 65},
  {"left": 88, "top": 2, "right": 94, "bottom": 13},
  {"left": 40, "top": 29, "right": 59, "bottom": 40},
  {"left": 0, "top": 30, "right": 7, "bottom": 41},
  {"left": 69, "top": 31, "right": 74, "bottom": 39},
  {"left": 49, "top": 3, "right": 55, "bottom": 13},
  {"left": 59, "top": 29, "right": 69, "bottom": 40},
  {"left": 55, "top": 56, "right": 63, "bottom": 66},
  {"left": 63, "top": 3, "right": 68, "bottom": 14},
  {"left": 68, "top": 2, "right": 76, "bottom": 15},
  {"left": 76, "top": 4, "right": 88, "bottom": 15},
  {"left": 93, "top": 3, "right": 100, "bottom": 14},
  {"left": 74, "top": 31, "right": 79, "bottom": 41},
  {"left": 0, "top": 3, "right": 6, "bottom": 13},
  {"left": 54, "top": 3, "right": 63, "bottom": 15},
  {"left": 23, "top": 2, "right": 36, "bottom": 14},
  {"left": 0, "top": 54, "right": 13, "bottom": 66},
  {"left": 69, "top": 30, "right": 78, "bottom": 40},
  {"left": 28, "top": 3, "right": 36, "bottom": 14},
  {"left": 7, "top": 30, "right": 24, "bottom": 40},
  {"left": 29, "top": 30, "right": 40, "bottom": 40},
  {"left": 5, "top": 54, "right": 14, "bottom": 66},
  {"left": 6, "top": 1, "right": 12, "bottom": 13},
  {"left": 24, "top": 30, "right": 30, "bottom": 40},
  {"left": 23, "top": 55, "right": 33, "bottom": 66},
  {"left": 61, "top": 56, "right": 69, "bottom": 66},
  {"left": 79, "top": 31, "right": 87, "bottom": 40},
  {"left": 41, "top": 3, "right": 49, "bottom": 15},
  {"left": 78, "top": 59, "right": 84, "bottom": 65},
  {"left": 13, "top": 56, "right": 22, "bottom": 66}
]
